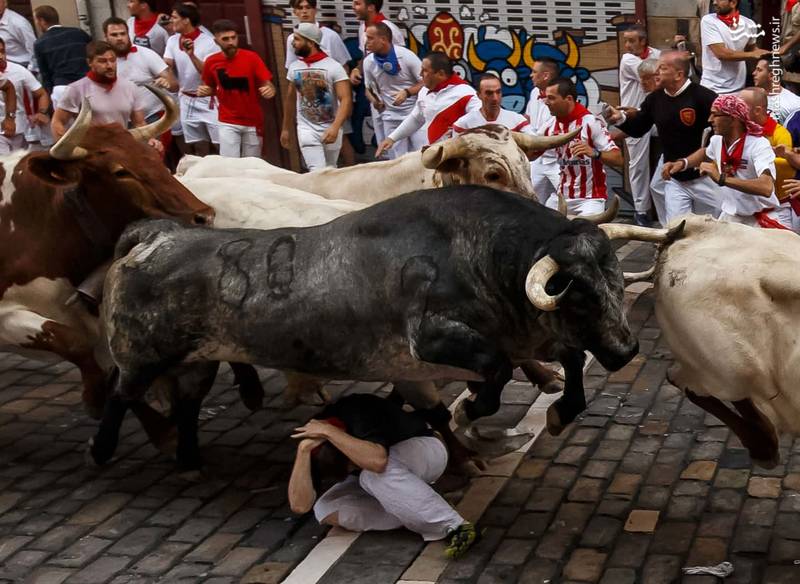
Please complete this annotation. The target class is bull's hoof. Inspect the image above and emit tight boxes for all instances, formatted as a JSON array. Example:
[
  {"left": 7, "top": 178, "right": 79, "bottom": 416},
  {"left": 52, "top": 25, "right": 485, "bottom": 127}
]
[
  {"left": 539, "top": 379, "right": 565, "bottom": 395},
  {"left": 546, "top": 404, "right": 567, "bottom": 436},
  {"left": 86, "top": 437, "right": 114, "bottom": 466},
  {"left": 751, "top": 455, "right": 781, "bottom": 470},
  {"left": 465, "top": 427, "right": 534, "bottom": 458},
  {"left": 457, "top": 459, "right": 485, "bottom": 477}
]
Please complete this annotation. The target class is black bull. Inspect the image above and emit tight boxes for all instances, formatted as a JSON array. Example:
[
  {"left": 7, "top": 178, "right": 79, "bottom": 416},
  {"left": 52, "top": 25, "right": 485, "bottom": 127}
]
[{"left": 92, "top": 186, "right": 639, "bottom": 468}]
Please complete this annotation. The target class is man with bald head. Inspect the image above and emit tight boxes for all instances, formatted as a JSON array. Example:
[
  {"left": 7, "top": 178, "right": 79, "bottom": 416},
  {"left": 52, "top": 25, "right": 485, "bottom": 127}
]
[{"left": 607, "top": 50, "right": 719, "bottom": 223}]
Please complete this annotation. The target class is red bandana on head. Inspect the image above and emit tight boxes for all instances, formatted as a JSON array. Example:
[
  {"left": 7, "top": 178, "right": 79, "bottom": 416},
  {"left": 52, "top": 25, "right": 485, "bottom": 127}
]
[
  {"left": 179, "top": 28, "right": 201, "bottom": 51},
  {"left": 717, "top": 9, "right": 741, "bottom": 28},
  {"left": 299, "top": 50, "right": 328, "bottom": 65},
  {"left": 87, "top": 70, "right": 116, "bottom": 91},
  {"left": 431, "top": 73, "right": 467, "bottom": 93},
  {"left": 133, "top": 13, "right": 159, "bottom": 38}
]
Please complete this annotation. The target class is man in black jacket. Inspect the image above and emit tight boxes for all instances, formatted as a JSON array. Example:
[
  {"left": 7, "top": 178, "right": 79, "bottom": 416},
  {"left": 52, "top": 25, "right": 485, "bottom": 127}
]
[
  {"left": 607, "top": 50, "right": 720, "bottom": 223},
  {"left": 32, "top": 5, "right": 91, "bottom": 108}
]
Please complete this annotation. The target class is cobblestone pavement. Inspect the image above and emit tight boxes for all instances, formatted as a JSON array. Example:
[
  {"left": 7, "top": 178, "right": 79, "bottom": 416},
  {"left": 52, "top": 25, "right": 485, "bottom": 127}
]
[{"left": 1, "top": 243, "right": 799, "bottom": 584}]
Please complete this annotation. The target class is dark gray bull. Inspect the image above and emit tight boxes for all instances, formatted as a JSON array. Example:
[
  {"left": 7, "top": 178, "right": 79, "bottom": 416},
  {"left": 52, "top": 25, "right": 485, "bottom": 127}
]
[{"left": 92, "top": 186, "right": 641, "bottom": 469}]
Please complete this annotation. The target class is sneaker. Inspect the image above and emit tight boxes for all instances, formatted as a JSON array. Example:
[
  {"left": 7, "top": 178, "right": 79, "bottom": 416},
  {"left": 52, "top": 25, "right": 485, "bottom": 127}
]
[
  {"left": 445, "top": 522, "right": 479, "bottom": 559},
  {"left": 634, "top": 212, "right": 652, "bottom": 227}
]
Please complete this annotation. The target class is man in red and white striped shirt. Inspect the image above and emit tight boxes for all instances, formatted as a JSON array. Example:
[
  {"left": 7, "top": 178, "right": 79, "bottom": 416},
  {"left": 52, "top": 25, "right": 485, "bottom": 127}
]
[
  {"left": 543, "top": 78, "right": 623, "bottom": 215},
  {"left": 375, "top": 51, "right": 480, "bottom": 158},
  {"left": 452, "top": 74, "right": 530, "bottom": 134}
]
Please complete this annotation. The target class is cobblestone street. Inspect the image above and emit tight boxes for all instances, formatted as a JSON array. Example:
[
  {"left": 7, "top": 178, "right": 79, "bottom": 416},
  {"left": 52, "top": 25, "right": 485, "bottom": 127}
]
[{"left": 0, "top": 243, "right": 799, "bottom": 584}]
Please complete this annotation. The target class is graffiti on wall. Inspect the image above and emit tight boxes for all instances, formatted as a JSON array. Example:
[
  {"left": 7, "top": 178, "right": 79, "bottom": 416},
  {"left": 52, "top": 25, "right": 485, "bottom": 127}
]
[{"left": 395, "top": 10, "right": 630, "bottom": 113}]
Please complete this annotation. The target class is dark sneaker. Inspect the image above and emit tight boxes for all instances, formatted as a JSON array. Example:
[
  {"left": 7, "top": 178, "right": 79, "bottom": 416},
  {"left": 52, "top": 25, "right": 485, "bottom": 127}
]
[
  {"left": 445, "top": 522, "right": 479, "bottom": 559},
  {"left": 634, "top": 212, "right": 652, "bottom": 227}
]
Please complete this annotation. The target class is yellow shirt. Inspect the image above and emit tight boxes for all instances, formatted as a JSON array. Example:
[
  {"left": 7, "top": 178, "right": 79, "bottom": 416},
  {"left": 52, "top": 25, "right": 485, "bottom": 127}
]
[{"left": 765, "top": 123, "right": 793, "bottom": 201}]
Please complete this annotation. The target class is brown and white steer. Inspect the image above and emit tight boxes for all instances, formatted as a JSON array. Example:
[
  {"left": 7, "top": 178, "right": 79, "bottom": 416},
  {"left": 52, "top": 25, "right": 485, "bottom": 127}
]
[
  {"left": 0, "top": 93, "right": 214, "bottom": 418},
  {"left": 632, "top": 215, "right": 799, "bottom": 467}
]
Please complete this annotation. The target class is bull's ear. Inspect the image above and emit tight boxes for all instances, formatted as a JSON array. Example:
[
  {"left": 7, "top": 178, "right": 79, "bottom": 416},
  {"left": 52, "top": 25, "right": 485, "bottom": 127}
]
[{"left": 27, "top": 156, "right": 82, "bottom": 186}]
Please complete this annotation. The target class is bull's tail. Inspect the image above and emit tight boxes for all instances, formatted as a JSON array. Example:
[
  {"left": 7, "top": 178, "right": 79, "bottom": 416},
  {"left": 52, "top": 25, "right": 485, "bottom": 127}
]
[{"left": 113, "top": 219, "right": 184, "bottom": 261}]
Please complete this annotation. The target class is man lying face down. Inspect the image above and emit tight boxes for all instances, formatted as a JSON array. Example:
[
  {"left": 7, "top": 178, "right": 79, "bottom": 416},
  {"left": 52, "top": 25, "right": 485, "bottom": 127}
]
[{"left": 288, "top": 392, "right": 477, "bottom": 558}]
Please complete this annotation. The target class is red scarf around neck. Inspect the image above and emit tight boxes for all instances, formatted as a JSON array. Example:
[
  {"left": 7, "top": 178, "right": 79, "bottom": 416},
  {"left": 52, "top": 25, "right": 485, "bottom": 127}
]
[
  {"left": 537, "top": 88, "right": 546, "bottom": 100},
  {"left": 762, "top": 116, "right": 778, "bottom": 137},
  {"left": 638, "top": 47, "right": 651, "bottom": 60},
  {"left": 87, "top": 70, "right": 116, "bottom": 90},
  {"left": 0, "top": 60, "right": 6, "bottom": 73},
  {"left": 119, "top": 45, "right": 138, "bottom": 57},
  {"left": 717, "top": 9, "right": 740, "bottom": 28},
  {"left": 720, "top": 136, "right": 746, "bottom": 176},
  {"left": 557, "top": 102, "right": 591, "bottom": 128},
  {"left": 133, "top": 13, "right": 159, "bottom": 38},
  {"left": 300, "top": 50, "right": 328, "bottom": 65},
  {"left": 179, "top": 28, "right": 202, "bottom": 51},
  {"left": 432, "top": 73, "right": 467, "bottom": 93},
  {"left": 373, "top": 12, "right": 387, "bottom": 23},
  {"left": 788, "top": 0, "right": 799, "bottom": 12}
]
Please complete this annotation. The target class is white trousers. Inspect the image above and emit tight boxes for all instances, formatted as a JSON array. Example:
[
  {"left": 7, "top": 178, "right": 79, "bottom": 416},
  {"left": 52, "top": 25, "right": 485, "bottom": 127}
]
[
  {"left": 298, "top": 126, "right": 342, "bottom": 171},
  {"left": 0, "top": 134, "right": 25, "bottom": 154},
  {"left": 649, "top": 156, "right": 667, "bottom": 225},
  {"left": 531, "top": 160, "right": 560, "bottom": 205},
  {"left": 382, "top": 117, "right": 426, "bottom": 158},
  {"left": 371, "top": 105, "right": 385, "bottom": 146},
  {"left": 663, "top": 175, "right": 720, "bottom": 222},
  {"left": 218, "top": 123, "right": 262, "bottom": 158},
  {"left": 545, "top": 195, "right": 606, "bottom": 216},
  {"left": 626, "top": 133, "right": 653, "bottom": 213},
  {"left": 313, "top": 436, "right": 464, "bottom": 541}
]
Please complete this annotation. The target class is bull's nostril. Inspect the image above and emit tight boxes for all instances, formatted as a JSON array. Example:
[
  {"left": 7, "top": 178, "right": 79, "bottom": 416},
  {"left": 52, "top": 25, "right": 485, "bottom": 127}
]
[{"left": 193, "top": 214, "right": 207, "bottom": 225}]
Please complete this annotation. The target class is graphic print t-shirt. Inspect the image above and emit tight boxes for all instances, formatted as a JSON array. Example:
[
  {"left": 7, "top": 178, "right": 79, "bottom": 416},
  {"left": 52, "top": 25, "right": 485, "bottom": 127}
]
[{"left": 286, "top": 55, "right": 348, "bottom": 133}]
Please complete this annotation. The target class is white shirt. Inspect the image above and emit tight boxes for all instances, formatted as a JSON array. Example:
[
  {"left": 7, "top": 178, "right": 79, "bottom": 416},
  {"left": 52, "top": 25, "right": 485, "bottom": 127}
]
[
  {"left": 164, "top": 32, "right": 220, "bottom": 93},
  {"left": 619, "top": 47, "right": 661, "bottom": 108},
  {"left": 127, "top": 16, "right": 170, "bottom": 57},
  {"left": 362, "top": 46, "right": 421, "bottom": 122},
  {"left": 0, "top": 9, "right": 35, "bottom": 66},
  {"left": 453, "top": 108, "right": 531, "bottom": 134},
  {"left": 767, "top": 88, "right": 800, "bottom": 125},
  {"left": 543, "top": 109, "right": 619, "bottom": 200},
  {"left": 286, "top": 24, "right": 350, "bottom": 69},
  {"left": 358, "top": 18, "right": 404, "bottom": 56},
  {"left": 700, "top": 13, "right": 758, "bottom": 94},
  {"left": 59, "top": 76, "right": 145, "bottom": 127},
  {"left": 0, "top": 61, "right": 41, "bottom": 136},
  {"left": 286, "top": 55, "right": 349, "bottom": 134},
  {"left": 388, "top": 81, "right": 480, "bottom": 145},
  {"left": 526, "top": 88, "right": 557, "bottom": 165},
  {"left": 706, "top": 134, "right": 781, "bottom": 216},
  {"left": 116, "top": 46, "right": 170, "bottom": 119}
]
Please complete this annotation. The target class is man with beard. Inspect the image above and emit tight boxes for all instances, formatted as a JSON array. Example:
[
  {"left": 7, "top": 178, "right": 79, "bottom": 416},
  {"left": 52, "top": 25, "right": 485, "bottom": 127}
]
[
  {"left": 751, "top": 58, "right": 800, "bottom": 124},
  {"left": 127, "top": 0, "right": 169, "bottom": 56},
  {"left": 52, "top": 41, "right": 160, "bottom": 154},
  {"left": 104, "top": 17, "right": 176, "bottom": 125},
  {"left": 282, "top": 23, "right": 351, "bottom": 170},
  {"left": 198, "top": 20, "right": 276, "bottom": 158},
  {"left": 700, "top": 0, "right": 769, "bottom": 94}
]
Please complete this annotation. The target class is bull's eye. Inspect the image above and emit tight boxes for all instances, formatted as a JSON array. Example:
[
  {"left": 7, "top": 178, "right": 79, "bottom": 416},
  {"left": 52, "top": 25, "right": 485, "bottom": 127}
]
[
  {"left": 485, "top": 170, "right": 502, "bottom": 182},
  {"left": 501, "top": 68, "right": 517, "bottom": 86},
  {"left": 113, "top": 167, "right": 132, "bottom": 178}
]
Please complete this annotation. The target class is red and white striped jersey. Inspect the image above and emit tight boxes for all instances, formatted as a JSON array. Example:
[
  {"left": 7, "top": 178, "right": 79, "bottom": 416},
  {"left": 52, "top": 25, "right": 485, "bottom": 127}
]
[
  {"left": 543, "top": 106, "right": 619, "bottom": 200},
  {"left": 452, "top": 107, "right": 531, "bottom": 134}
]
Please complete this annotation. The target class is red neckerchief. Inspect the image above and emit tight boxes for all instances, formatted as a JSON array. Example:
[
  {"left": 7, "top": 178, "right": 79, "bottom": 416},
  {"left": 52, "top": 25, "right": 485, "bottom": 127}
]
[
  {"left": 788, "top": 0, "right": 798, "bottom": 12},
  {"left": 300, "top": 50, "right": 328, "bottom": 65},
  {"left": 762, "top": 116, "right": 778, "bottom": 137},
  {"left": 717, "top": 9, "right": 740, "bottom": 29},
  {"left": 638, "top": 47, "right": 651, "bottom": 60},
  {"left": 537, "top": 88, "right": 546, "bottom": 100},
  {"left": 432, "top": 73, "right": 467, "bottom": 93},
  {"left": 87, "top": 70, "right": 116, "bottom": 91},
  {"left": 0, "top": 60, "right": 6, "bottom": 73},
  {"left": 119, "top": 45, "right": 138, "bottom": 57},
  {"left": 133, "top": 13, "right": 159, "bottom": 38},
  {"left": 556, "top": 102, "right": 591, "bottom": 130},
  {"left": 720, "top": 136, "right": 746, "bottom": 176},
  {"left": 373, "top": 12, "right": 387, "bottom": 23},
  {"left": 179, "top": 28, "right": 202, "bottom": 51}
]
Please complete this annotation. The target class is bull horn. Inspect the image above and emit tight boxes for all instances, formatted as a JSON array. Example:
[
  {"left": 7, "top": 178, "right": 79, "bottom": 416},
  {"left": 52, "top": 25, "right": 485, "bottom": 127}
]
[
  {"left": 421, "top": 137, "right": 468, "bottom": 169},
  {"left": 128, "top": 84, "right": 177, "bottom": 142},
  {"left": 571, "top": 195, "right": 620, "bottom": 223},
  {"left": 623, "top": 265, "right": 656, "bottom": 283},
  {"left": 600, "top": 219, "right": 686, "bottom": 243},
  {"left": 512, "top": 127, "right": 580, "bottom": 153},
  {"left": 49, "top": 98, "right": 92, "bottom": 160},
  {"left": 525, "top": 255, "right": 569, "bottom": 312}
]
